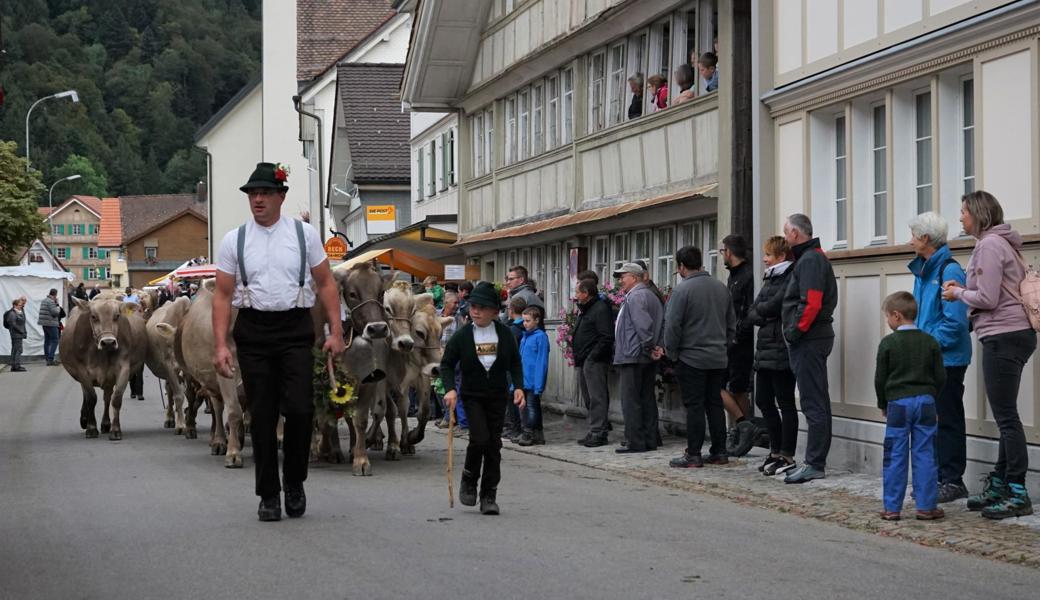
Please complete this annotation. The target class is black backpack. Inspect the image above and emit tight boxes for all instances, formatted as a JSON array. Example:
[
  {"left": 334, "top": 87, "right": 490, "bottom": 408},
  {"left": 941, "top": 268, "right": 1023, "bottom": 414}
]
[{"left": 2, "top": 309, "right": 12, "bottom": 330}]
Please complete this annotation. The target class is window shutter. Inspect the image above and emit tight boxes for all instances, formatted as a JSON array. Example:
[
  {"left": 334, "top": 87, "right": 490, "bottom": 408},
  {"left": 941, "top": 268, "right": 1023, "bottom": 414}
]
[
  {"left": 417, "top": 148, "right": 424, "bottom": 198},
  {"left": 428, "top": 141, "right": 436, "bottom": 196},
  {"left": 449, "top": 129, "right": 456, "bottom": 185},
  {"left": 440, "top": 132, "right": 448, "bottom": 191},
  {"left": 82, "top": 247, "right": 88, "bottom": 259},
  {"left": 82, "top": 268, "right": 88, "bottom": 280},
  {"left": 66, "top": 247, "right": 71, "bottom": 258}
]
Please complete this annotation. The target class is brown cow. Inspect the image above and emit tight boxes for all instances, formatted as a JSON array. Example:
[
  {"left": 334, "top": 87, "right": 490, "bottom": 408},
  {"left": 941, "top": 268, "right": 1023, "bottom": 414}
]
[
  {"left": 145, "top": 296, "right": 192, "bottom": 434},
  {"left": 60, "top": 297, "right": 147, "bottom": 440}
]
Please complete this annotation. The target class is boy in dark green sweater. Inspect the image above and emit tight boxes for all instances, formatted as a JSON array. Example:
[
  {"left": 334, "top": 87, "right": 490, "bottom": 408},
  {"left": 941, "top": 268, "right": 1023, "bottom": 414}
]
[
  {"left": 875, "top": 291, "right": 946, "bottom": 521},
  {"left": 441, "top": 282, "right": 526, "bottom": 515}
]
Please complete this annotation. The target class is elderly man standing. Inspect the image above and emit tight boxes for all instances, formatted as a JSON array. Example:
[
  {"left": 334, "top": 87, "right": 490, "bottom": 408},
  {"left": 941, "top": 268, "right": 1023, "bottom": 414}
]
[
  {"left": 908, "top": 212, "right": 972, "bottom": 503},
  {"left": 613, "top": 262, "right": 664, "bottom": 454},
  {"left": 781, "top": 214, "right": 838, "bottom": 484},
  {"left": 659, "top": 247, "right": 735, "bottom": 468}
]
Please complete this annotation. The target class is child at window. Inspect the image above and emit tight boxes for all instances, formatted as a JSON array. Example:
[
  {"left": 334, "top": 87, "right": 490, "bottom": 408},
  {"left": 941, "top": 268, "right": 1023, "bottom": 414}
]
[
  {"left": 647, "top": 74, "right": 668, "bottom": 110},
  {"left": 518, "top": 307, "right": 550, "bottom": 446}
]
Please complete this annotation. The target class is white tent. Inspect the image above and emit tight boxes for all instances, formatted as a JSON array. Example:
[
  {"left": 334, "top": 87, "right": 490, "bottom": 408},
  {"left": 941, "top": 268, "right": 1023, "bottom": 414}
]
[{"left": 0, "top": 266, "right": 74, "bottom": 360}]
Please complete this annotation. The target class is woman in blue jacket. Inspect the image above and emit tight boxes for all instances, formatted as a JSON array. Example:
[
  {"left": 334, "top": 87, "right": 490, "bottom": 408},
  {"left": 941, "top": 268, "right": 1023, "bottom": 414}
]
[
  {"left": 907, "top": 212, "right": 972, "bottom": 503},
  {"left": 518, "top": 306, "right": 550, "bottom": 446}
]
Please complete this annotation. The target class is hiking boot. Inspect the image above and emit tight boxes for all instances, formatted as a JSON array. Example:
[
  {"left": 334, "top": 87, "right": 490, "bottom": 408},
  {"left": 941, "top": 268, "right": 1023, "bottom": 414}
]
[
  {"left": 459, "top": 470, "right": 478, "bottom": 507},
  {"left": 284, "top": 483, "right": 306, "bottom": 518},
  {"left": 981, "top": 483, "right": 1033, "bottom": 520},
  {"left": 705, "top": 454, "right": 729, "bottom": 466},
  {"left": 759, "top": 455, "right": 781, "bottom": 472},
  {"left": 582, "top": 436, "right": 608, "bottom": 448},
  {"left": 729, "top": 421, "right": 758, "bottom": 457},
  {"left": 669, "top": 452, "right": 704, "bottom": 468},
  {"left": 937, "top": 481, "right": 969, "bottom": 504},
  {"left": 517, "top": 432, "right": 535, "bottom": 446},
  {"left": 784, "top": 464, "right": 825, "bottom": 484},
  {"left": 725, "top": 427, "right": 740, "bottom": 455},
  {"left": 257, "top": 496, "right": 282, "bottom": 522},
  {"left": 480, "top": 489, "right": 500, "bottom": 515},
  {"left": 967, "top": 473, "right": 1009, "bottom": 511},
  {"left": 531, "top": 430, "right": 545, "bottom": 445}
]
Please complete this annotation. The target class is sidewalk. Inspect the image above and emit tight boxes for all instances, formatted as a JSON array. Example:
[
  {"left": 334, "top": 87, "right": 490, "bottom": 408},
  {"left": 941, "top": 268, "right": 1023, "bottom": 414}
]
[{"left": 436, "top": 412, "right": 1040, "bottom": 569}]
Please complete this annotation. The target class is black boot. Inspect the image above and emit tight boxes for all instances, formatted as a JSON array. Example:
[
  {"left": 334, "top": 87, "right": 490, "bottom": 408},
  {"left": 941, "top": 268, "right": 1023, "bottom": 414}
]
[
  {"left": 285, "top": 482, "right": 306, "bottom": 518},
  {"left": 480, "top": 488, "right": 499, "bottom": 515},
  {"left": 257, "top": 496, "right": 282, "bottom": 522},
  {"left": 459, "top": 470, "right": 478, "bottom": 506}
]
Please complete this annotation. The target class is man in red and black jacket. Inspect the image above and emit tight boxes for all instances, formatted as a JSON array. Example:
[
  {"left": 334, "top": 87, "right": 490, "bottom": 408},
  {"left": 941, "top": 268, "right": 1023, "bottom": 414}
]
[{"left": 780, "top": 213, "right": 838, "bottom": 484}]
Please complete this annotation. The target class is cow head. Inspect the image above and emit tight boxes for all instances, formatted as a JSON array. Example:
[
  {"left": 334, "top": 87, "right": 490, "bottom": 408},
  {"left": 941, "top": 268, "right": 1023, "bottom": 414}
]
[
  {"left": 384, "top": 280, "right": 415, "bottom": 353},
  {"left": 411, "top": 293, "right": 449, "bottom": 375},
  {"left": 75, "top": 297, "right": 136, "bottom": 351},
  {"left": 334, "top": 260, "right": 389, "bottom": 340}
]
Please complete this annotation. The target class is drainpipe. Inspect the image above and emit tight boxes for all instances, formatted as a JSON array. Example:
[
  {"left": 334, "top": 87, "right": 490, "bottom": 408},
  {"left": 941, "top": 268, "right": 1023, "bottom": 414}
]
[
  {"left": 191, "top": 145, "right": 213, "bottom": 260},
  {"left": 293, "top": 95, "right": 325, "bottom": 239}
]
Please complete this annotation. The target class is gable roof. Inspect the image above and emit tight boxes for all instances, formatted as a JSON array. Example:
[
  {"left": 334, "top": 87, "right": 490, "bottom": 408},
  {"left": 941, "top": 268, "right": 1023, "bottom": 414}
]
[
  {"left": 48, "top": 195, "right": 102, "bottom": 220},
  {"left": 38, "top": 207, "right": 53, "bottom": 217},
  {"left": 118, "top": 194, "right": 207, "bottom": 244},
  {"left": 297, "top": 0, "right": 397, "bottom": 81},
  {"left": 18, "top": 238, "right": 68, "bottom": 272},
  {"left": 97, "top": 198, "right": 123, "bottom": 247},
  {"left": 338, "top": 62, "right": 409, "bottom": 184}
]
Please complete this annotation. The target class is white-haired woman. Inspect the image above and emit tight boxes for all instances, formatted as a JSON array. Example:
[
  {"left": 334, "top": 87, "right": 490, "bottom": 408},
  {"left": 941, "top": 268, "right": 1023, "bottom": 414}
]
[
  {"left": 907, "top": 212, "right": 972, "bottom": 503},
  {"left": 942, "top": 191, "right": 1036, "bottom": 519}
]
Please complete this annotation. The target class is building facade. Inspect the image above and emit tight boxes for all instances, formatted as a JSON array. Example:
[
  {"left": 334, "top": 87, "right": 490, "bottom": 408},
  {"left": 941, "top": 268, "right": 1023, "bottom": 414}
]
[
  {"left": 411, "top": 112, "right": 460, "bottom": 226},
  {"left": 752, "top": 0, "right": 1040, "bottom": 477},
  {"left": 42, "top": 196, "right": 110, "bottom": 287}
]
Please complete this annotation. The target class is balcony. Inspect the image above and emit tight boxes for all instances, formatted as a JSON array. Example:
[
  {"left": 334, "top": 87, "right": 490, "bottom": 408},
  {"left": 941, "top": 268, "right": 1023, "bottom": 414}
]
[{"left": 45, "top": 234, "right": 98, "bottom": 244}]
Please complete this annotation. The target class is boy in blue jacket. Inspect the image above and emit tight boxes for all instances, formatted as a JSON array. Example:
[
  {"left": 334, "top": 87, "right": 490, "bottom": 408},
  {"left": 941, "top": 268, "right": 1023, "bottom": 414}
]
[{"left": 518, "top": 306, "right": 550, "bottom": 446}]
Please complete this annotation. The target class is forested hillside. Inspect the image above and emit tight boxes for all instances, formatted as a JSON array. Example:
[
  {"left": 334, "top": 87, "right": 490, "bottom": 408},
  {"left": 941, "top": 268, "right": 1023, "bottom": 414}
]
[{"left": 0, "top": 0, "right": 262, "bottom": 200}]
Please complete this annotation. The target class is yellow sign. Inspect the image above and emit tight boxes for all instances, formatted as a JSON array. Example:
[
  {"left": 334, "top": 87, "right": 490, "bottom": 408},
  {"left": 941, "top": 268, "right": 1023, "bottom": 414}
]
[
  {"left": 324, "top": 237, "right": 348, "bottom": 260},
  {"left": 366, "top": 205, "right": 397, "bottom": 234}
]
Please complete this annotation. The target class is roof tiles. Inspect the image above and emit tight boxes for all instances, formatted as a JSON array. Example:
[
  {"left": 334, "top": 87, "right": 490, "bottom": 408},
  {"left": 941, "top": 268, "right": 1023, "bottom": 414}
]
[
  {"left": 297, "top": 0, "right": 397, "bottom": 81},
  {"left": 338, "top": 63, "right": 409, "bottom": 184}
]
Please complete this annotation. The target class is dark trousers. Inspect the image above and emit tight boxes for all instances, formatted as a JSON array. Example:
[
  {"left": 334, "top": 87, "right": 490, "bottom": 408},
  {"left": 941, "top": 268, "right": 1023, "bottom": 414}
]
[
  {"left": 755, "top": 368, "right": 798, "bottom": 457},
  {"left": 10, "top": 336, "right": 23, "bottom": 367},
  {"left": 523, "top": 390, "right": 543, "bottom": 432},
  {"left": 618, "top": 362, "right": 658, "bottom": 451},
  {"left": 130, "top": 369, "right": 144, "bottom": 397},
  {"left": 981, "top": 329, "right": 1037, "bottom": 484},
  {"left": 42, "top": 326, "right": 59, "bottom": 362},
  {"left": 676, "top": 363, "right": 727, "bottom": 456},
  {"left": 788, "top": 336, "right": 834, "bottom": 470},
  {"left": 233, "top": 308, "right": 315, "bottom": 499},
  {"left": 935, "top": 366, "right": 967, "bottom": 485},
  {"left": 578, "top": 360, "right": 610, "bottom": 438},
  {"left": 504, "top": 395, "right": 522, "bottom": 434},
  {"left": 461, "top": 391, "right": 508, "bottom": 494}
]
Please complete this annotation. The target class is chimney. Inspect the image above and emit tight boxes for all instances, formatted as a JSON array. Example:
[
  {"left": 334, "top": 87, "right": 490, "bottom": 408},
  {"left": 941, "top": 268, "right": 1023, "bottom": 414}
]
[{"left": 195, "top": 180, "right": 207, "bottom": 204}]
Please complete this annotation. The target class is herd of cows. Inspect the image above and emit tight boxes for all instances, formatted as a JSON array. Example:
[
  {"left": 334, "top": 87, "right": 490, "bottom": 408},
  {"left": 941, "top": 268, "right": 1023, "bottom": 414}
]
[{"left": 58, "top": 260, "right": 453, "bottom": 476}]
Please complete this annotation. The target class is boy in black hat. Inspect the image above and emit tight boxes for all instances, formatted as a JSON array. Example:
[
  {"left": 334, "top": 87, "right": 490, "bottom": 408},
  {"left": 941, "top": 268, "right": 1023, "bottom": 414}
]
[{"left": 440, "top": 281, "right": 526, "bottom": 515}]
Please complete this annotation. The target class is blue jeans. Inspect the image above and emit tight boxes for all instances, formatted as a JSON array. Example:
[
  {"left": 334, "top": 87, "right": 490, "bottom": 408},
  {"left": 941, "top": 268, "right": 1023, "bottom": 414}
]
[
  {"left": 523, "top": 390, "right": 542, "bottom": 432},
  {"left": 883, "top": 394, "right": 938, "bottom": 512},
  {"left": 42, "top": 326, "right": 60, "bottom": 362}
]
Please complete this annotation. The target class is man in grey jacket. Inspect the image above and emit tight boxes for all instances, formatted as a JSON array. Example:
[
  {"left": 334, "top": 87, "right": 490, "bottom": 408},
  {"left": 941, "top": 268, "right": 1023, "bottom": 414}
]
[
  {"left": 37, "top": 288, "right": 62, "bottom": 366},
  {"left": 656, "top": 246, "right": 735, "bottom": 468},
  {"left": 613, "top": 262, "right": 663, "bottom": 454}
]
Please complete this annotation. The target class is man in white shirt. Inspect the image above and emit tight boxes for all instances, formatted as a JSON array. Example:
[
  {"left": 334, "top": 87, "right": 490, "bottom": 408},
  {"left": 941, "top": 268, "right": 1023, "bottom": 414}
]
[{"left": 213, "top": 162, "right": 346, "bottom": 522}]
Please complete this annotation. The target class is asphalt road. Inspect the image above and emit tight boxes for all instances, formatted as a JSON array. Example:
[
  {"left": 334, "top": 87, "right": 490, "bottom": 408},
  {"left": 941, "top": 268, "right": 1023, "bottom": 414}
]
[{"left": 2, "top": 362, "right": 1039, "bottom": 600}]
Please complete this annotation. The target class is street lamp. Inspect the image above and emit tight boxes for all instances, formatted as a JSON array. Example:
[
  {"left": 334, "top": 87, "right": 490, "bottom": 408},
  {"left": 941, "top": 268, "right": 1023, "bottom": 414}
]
[
  {"left": 25, "top": 90, "right": 80, "bottom": 171},
  {"left": 48, "top": 174, "right": 81, "bottom": 218}
]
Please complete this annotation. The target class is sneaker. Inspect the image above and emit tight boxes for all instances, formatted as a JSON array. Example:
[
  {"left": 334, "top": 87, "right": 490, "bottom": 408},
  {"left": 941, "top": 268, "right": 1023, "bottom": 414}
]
[
  {"left": 729, "top": 421, "right": 758, "bottom": 458},
  {"left": 981, "top": 483, "right": 1034, "bottom": 520},
  {"left": 937, "top": 481, "right": 969, "bottom": 504},
  {"left": 257, "top": 496, "right": 282, "bottom": 522},
  {"left": 517, "top": 432, "right": 535, "bottom": 446},
  {"left": 764, "top": 456, "right": 795, "bottom": 476},
  {"left": 967, "top": 473, "right": 1009, "bottom": 511},
  {"left": 576, "top": 433, "right": 593, "bottom": 445},
  {"left": 879, "top": 511, "right": 901, "bottom": 521},
  {"left": 916, "top": 508, "right": 945, "bottom": 520},
  {"left": 669, "top": 452, "right": 704, "bottom": 468},
  {"left": 582, "top": 437, "right": 609, "bottom": 448},
  {"left": 759, "top": 455, "right": 781, "bottom": 472},
  {"left": 784, "top": 464, "right": 825, "bottom": 484},
  {"left": 705, "top": 454, "right": 729, "bottom": 466}
]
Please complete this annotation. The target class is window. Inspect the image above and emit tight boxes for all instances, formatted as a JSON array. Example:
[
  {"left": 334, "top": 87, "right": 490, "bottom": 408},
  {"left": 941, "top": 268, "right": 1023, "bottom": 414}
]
[
  {"left": 55, "top": 247, "right": 68, "bottom": 259},
  {"left": 98, "top": 267, "right": 107, "bottom": 280},
  {"left": 484, "top": 107, "right": 495, "bottom": 172},
  {"left": 428, "top": 140, "right": 437, "bottom": 197},
  {"left": 532, "top": 246, "right": 546, "bottom": 298},
  {"left": 679, "top": 222, "right": 701, "bottom": 249},
  {"left": 548, "top": 244, "right": 562, "bottom": 315},
  {"left": 633, "top": 230, "right": 651, "bottom": 269},
  {"left": 962, "top": 78, "right": 975, "bottom": 194},
  {"left": 417, "top": 147, "right": 426, "bottom": 195},
  {"left": 505, "top": 96, "right": 517, "bottom": 165},
  {"left": 472, "top": 112, "right": 485, "bottom": 177},
  {"left": 145, "top": 247, "right": 157, "bottom": 260},
  {"left": 547, "top": 75, "right": 560, "bottom": 149},
  {"left": 612, "top": 233, "right": 630, "bottom": 271},
  {"left": 439, "top": 132, "right": 450, "bottom": 191},
  {"left": 88, "top": 247, "right": 99, "bottom": 259},
  {"left": 562, "top": 68, "right": 574, "bottom": 144},
  {"left": 627, "top": 32, "right": 647, "bottom": 121},
  {"left": 705, "top": 218, "right": 718, "bottom": 276},
  {"left": 52, "top": 224, "right": 64, "bottom": 235},
  {"left": 532, "top": 83, "right": 544, "bottom": 156},
  {"left": 655, "top": 227, "right": 675, "bottom": 283},
  {"left": 593, "top": 236, "right": 609, "bottom": 286},
  {"left": 607, "top": 43, "right": 626, "bottom": 126},
  {"left": 71, "top": 224, "right": 85, "bottom": 235},
  {"left": 88, "top": 268, "right": 97, "bottom": 280},
  {"left": 914, "top": 90, "right": 933, "bottom": 214},
  {"left": 872, "top": 104, "right": 887, "bottom": 240},
  {"left": 834, "top": 115, "right": 848, "bottom": 245},
  {"left": 588, "top": 50, "right": 606, "bottom": 133},
  {"left": 518, "top": 89, "right": 530, "bottom": 161},
  {"left": 684, "top": 8, "right": 698, "bottom": 70},
  {"left": 652, "top": 19, "right": 671, "bottom": 108}
]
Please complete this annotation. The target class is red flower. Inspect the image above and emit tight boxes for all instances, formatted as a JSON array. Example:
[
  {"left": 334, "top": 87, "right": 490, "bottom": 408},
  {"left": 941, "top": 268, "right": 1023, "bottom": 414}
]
[{"left": 274, "top": 167, "right": 288, "bottom": 182}]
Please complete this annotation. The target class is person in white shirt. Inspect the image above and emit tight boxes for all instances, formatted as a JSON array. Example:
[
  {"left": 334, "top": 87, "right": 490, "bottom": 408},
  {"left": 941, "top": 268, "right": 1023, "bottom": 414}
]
[{"left": 213, "top": 162, "right": 346, "bottom": 522}]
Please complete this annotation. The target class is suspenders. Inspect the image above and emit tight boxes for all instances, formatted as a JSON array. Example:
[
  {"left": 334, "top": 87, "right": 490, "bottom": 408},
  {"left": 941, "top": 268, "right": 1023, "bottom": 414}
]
[{"left": 236, "top": 218, "right": 308, "bottom": 308}]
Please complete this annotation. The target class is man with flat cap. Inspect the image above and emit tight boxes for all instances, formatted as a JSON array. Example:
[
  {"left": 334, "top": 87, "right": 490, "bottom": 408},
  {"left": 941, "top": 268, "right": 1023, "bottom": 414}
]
[
  {"left": 213, "top": 162, "right": 345, "bottom": 522},
  {"left": 440, "top": 281, "right": 526, "bottom": 515}
]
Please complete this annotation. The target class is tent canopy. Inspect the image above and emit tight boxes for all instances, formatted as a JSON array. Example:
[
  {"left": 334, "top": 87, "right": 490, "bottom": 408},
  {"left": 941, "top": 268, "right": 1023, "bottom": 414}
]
[
  {"left": 341, "top": 248, "right": 479, "bottom": 281},
  {"left": 0, "top": 267, "right": 74, "bottom": 359}
]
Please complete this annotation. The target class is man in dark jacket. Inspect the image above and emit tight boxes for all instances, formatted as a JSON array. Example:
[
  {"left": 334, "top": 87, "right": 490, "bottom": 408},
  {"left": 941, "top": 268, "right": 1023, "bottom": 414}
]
[
  {"left": 720, "top": 234, "right": 759, "bottom": 457},
  {"left": 780, "top": 214, "right": 838, "bottom": 484},
  {"left": 37, "top": 288, "right": 62, "bottom": 366},
  {"left": 572, "top": 279, "right": 614, "bottom": 447},
  {"left": 4, "top": 298, "right": 28, "bottom": 372}
]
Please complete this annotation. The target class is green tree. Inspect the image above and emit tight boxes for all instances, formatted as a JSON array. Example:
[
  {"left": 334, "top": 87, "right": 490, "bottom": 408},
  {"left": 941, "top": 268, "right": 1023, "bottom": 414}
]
[
  {"left": 52, "top": 153, "right": 108, "bottom": 197},
  {"left": 0, "top": 141, "right": 47, "bottom": 265},
  {"left": 159, "top": 148, "right": 205, "bottom": 193}
]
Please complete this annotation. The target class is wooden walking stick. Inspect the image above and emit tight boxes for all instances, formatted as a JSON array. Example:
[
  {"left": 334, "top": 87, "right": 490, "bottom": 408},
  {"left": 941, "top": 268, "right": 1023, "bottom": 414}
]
[{"left": 447, "top": 404, "right": 455, "bottom": 508}]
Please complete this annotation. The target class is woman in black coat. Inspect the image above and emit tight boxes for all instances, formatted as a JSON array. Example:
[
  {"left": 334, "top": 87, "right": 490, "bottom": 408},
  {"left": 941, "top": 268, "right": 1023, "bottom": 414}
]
[{"left": 747, "top": 236, "right": 797, "bottom": 476}]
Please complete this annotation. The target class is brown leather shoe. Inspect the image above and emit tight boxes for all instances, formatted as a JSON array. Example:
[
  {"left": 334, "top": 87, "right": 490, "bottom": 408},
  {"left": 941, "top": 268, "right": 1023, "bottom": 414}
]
[
  {"left": 879, "top": 511, "right": 901, "bottom": 521},
  {"left": 916, "top": 508, "right": 945, "bottom": 520}
]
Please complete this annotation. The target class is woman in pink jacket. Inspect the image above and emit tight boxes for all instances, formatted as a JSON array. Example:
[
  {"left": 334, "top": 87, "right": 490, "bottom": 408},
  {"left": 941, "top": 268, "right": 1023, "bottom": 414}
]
[{"left": 943, "top": 190, "right": 1036, "bottom": 520}]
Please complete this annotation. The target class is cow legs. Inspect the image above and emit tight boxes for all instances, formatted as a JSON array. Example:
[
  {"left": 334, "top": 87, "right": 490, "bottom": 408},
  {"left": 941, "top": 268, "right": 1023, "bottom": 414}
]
[
  {"left": 351, "top": 388, "right": 374, "bottom": 476},
  {"left": 80, "top": 384, "right": 99, "bottom": 439},
  {"left": 405, "top": 376, "right": 432, "bottom": 450},
  {"left": 107, "top": 387, "right": 125, "bottom": 441},
  {"left": 164, "top": 377, "right": 186, "bottom": 434},
  {"left": 384, "top": 388, "right": 405, "bottom": 461},
  {"left": 209, "top": 393, "right": 227, "bottom": 456},
  {"left": 100, "top": 391, "right": 112, "bottom": 435},
  {"left": 219, "top": 375, "right": 244, "bottom": 468},
  {"left": 183, "top": 378, "right": 200, "bottom": 440},
  {"left": 366, "top": 397, "right": 386, "bottom": 451}
]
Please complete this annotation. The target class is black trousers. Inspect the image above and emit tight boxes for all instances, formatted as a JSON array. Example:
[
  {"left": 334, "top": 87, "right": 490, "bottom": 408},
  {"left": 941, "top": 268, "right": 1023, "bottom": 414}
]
[
  {"left": 935, "top": 366, "right": 967, "bottom": 485},
  {"left": 980, "top": 329, "right": 1037, "bottom": 484},
  {"left": 618, "top": 363, "right": 659, "bottom": 451},
  {"left": 461, "top": 391, "right": 508, "bottom": 495},
  {"left": 788, "top": 336, "right": 834, "bottom": 470},
  {"left": 755, "top": 368, "right": 798, "bottom": 457},
  {"left": 234, "top": 307, "right": 315, "bottom": 499},
  {"left": 676, "top": 363, "right": 727, "bottom": 457}
]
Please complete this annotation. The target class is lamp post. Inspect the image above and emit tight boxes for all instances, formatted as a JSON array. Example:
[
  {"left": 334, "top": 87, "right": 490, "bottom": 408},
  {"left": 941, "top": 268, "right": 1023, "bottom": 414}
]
[
  {"left": 48, "top": 174, "right": 81, "bottom": 218},
  {"left": 25, "top": 90, "right": 80, "bottom": 171}
]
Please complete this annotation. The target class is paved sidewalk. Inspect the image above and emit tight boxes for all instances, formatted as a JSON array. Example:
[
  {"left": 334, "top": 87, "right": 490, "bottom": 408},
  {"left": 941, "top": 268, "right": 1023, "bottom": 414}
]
[{"left": 438, "top": 412, "right": 1040, "bottom": 569}]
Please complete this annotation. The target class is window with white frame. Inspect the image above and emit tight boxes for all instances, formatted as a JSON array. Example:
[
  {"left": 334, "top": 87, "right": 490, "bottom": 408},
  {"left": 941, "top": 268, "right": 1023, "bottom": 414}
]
[
  {"left": 607, "top": 42, "right": 626, "bottom": 127},
  {"left": 472, "top": 112, "right": 485, "bottom": 177},
  {"left": 548, "top": 244, "right": 562, "bottom": 315},
  {"left": 88, "top": 268, "right": 97, "bottom": 280},
  {"left": 518, "top": 89, "right": 530, "bottom": 161},
  {"left": 627, "top": 32, "right": 647, "bottom": 121},
  {"left": 914, "top": 90, "right": 933, "bottom": 214},
  {"left": 612, "top": 232, "right": 630, "bottom": 271},
  {"left": 655, "top": 227, "right": 675, "bottom": 283},
  {"left": 417, "top": 147, "right": 426, "bottom": 196},
  {"left": 427, "top": 140, "right": 437, "bottom": 197},
  {"left": 961, "top": 78, "right": 975, "bottom": 194},
  {"left": 88, "top": 247, "right": 99, "bottom": 259},
  {"left": 706, "top": 218, "right": 718, "bottom": 275},
  {"left": 505, "top": 96, "right": 517, "bottom": 165},
  {"left": 71, "top": 223, "right": 85, "bottom": 235},
  {"left": 532, "top": 246, "right": 546, "bottom": 297},
  {"left": 484, "top": 107, "right": 495, "bottom": 172},
  {"left": 562, "top": 67, "right": 574, "bottom": 144},
  {"left": 507, "top": 250, "right": 518, "bottom": 272},
  {"left": 52, "top": 224, "right": 62, "bottom": 235},
  {"left": 518, "top": 248, "right": 531, "bottom": 273},
  {"left": 532, "top": 83, "right": 544, "bottom": 156},
  {"left": 593, "top": 236, "right": 609, "bottom": 285},
  {"left": 55, "top": 247, "right": 68, "bottom": 259},
  {"left": 678, "top": 219, "right": 718, "bottom": 275},
  {"left": 872, "top": 104, "right": 887, "bottom": 240},
  {"left": 834, "top": 114, "right": 848, "bottom": 246},
  {"left": 588, "top": 50, "right": 607, "bottom": 133},
  {"left": 633, "top": 230, "right": 651, "bottom": 270},
  {"left": 547, "top": 75, "right": 560, "bottom": 149},
  {"left": 449, "top": 128, "right": 457, "bottom": 186},
  {"left": 651, "top": 19, "right": 671, "bottom": 109}
]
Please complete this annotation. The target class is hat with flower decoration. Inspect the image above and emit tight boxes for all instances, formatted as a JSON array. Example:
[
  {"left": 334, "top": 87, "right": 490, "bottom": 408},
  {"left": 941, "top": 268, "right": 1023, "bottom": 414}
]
[{"left": 240, "top": 162, "right": 290, "bottom": 192}]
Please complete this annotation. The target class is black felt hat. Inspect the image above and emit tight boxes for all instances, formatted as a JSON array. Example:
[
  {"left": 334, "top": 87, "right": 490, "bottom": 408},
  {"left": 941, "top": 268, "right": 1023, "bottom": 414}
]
[
  {"left": 468, "top": 281, "right": 501, "bottom": 308},
  {"left": 240, "top": 162, "right": 289, "bottom": 192}
]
